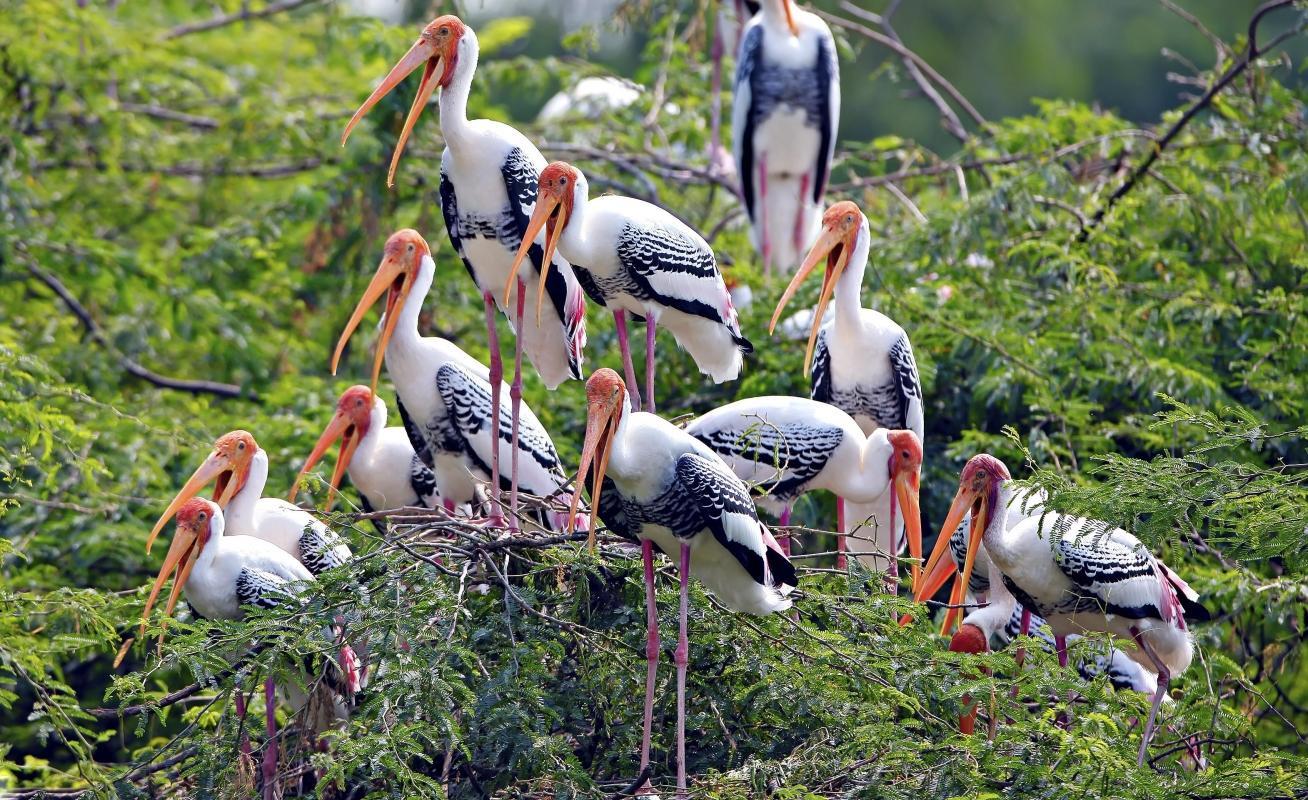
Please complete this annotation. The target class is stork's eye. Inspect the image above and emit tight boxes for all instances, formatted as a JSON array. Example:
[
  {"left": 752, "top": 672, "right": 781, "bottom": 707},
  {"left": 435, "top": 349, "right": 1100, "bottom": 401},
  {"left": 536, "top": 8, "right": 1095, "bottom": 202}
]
[
  {"left": 199, "top": 512, "right": 207, "bottom": 521},
  {"left": 901, "top": 450, "right": 910, "bottom": 460},
  {"left": 407, "top": 243, "right": 415, "bottom": 252},
  {"left": 237, "top": 441, "right": 246, "bottom": 451},
  {"left": 438, "top": 26, "right": 449, "bottom": 35}
]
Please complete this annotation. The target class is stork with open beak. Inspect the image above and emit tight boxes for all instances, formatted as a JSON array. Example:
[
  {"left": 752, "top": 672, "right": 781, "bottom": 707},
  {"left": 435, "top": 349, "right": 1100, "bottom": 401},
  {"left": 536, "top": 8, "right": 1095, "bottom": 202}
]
[
  {"left": 571, "top": 368, "right": 795, "bottom": 798},
  {"left": 734, "top": 0, "right": 839, "bottom": 274},
  {"left": 503, "top": 161, "right": 750, "bottom": 413},
  {"left": 290, "top": 385, "right": 441, "bottom": 514},
  {"left": 769, "top": 202, "right": 924, "bottom": 569},
  {"left": 919, "top": 454, "right": 1211, "bottom": 765},
  {"left": 341, "top": 15, "right": 588, "bottom": 529},
  {"left": 330, "top": 229, "right": 573, "bottom": 532},
  {"left": 685, "top": 395, "right": 921, "bottom": 586}
]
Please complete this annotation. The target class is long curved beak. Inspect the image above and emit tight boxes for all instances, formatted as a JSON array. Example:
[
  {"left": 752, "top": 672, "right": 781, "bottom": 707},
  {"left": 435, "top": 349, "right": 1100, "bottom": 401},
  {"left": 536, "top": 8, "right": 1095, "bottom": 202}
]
[
  {"left": 895, "top": 469, "right": 922, "bottom": 587},
  {"left": 290, "top": 411, "right": 358, "bottom": 509},
  {"left": 783, "top": 0, "right": 799, "bottom": 36},
  {"left": 332, "top": 255, "right": 412, "bottom": 396},
  {"left": 503, "top": 192, "right": 567, "bottom": 326},
  {"left": 147, "top": 453, "right": 233, "bottom": 554},
  {"left": 916, "top": 485, "right": 987, "bottom": 635},
  {"left": 341, "top": 38, "right": 442, "bottom": 188},
  {"left": 139, "top": 520, "right": 202, "bottom": 637},
  {"left": 569, "top": 393, "right": 620, "bottom": 551},
  {"left": 768, "top": 223, "right": 851, "bottom": 372}
]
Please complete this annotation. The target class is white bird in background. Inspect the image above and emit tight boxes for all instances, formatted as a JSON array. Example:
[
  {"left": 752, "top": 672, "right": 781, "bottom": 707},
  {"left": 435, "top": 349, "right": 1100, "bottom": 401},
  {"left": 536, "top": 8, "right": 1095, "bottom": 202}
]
[
  {"left": 922, "top": 454, "right": 1211, "bottom": 765},
  {"left": 571, "top": 368, "right": 795, "bottom": 798},
  {"left": 769, "top": 201, "right": 924, "bottom": 569},
  {"left": 734, "top": 0, "right": 840, "bottom": 274},
  {"left": 537, "top": 75, "right": 642, "bottom": 122},
  {"left": 331, "top": 229, "right": 574, "bottom": 532},
  {"left": 140, "top": 499, "right": 359, "bottom": 800},
  {"left": 342, "top": 14, "right": 588, "bottom": 529},
  {"left": 685, "top": 395, "right": 922, "bottom": 585},
  {"left": 290, "top": 384, "right": 441, "bottom": 514},
  {"left": 504, "top": 161, "right": 751, "bottom": 414},
  {"left": 149, "top": 431, "right": 353, "bottom": 577}
]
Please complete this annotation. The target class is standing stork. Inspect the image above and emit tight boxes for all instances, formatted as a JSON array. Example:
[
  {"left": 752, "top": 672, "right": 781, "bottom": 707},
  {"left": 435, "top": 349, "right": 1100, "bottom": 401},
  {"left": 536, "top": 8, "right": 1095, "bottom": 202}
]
[
  {"left": 571, "top": 368, "right": 795, "bottom": 797},
  {"left": 342, "top": 14, "right": 588, "bottom": 528},
  {"left": 768, "top": 201, "right": 924, "bottom": 568},
  {"left": 733, "top": 0, "right": 840, "bottom": 274},
  {"left": 148, "top": 431, "right": 352, "bottom": 577},
  {"left": 924, "top": 454, "right": 1210, "bottom": 765},
  {"left": 289, "top": 385, "right": 441, "bottom": 514},
  {"left": 504, "top": 161, "right": 750, "bottom": 413},
  {"left": 331, "top": 229, "right": 573, "bottom": 532},
  {"left": 684, "top": 395, "right": 921, "bottom": 585},
  {"left": 140, "top": 499, "right": 359, "bottom": 800}
]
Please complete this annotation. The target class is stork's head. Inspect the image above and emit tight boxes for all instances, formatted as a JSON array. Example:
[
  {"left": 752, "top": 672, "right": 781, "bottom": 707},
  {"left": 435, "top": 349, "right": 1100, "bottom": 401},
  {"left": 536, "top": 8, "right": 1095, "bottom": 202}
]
[
  {"left": 147, "top": 431, "right": 256, "bottom": 555},
  {"left": 886, "top": 429, "right": 923, "bottom": 584},
  {"left": 769, "top": 201, "right": 866, "bottom": 372},
  {"left": 569, "top": 368, "right": 628, "bottom": 550},
  {"left": 916, "top": 454, "right": 1011, "bottom": 605},
  {"left": 504, "top": 161, "right": 584, "bottom": 319},
  {"left": 290, "top": 385, "right": 378, "bottom": 509},
  {"left": 341, "top": 15, "right": 471, "bottom": 187},
  {"left": 140, "top": 498, "right": 220, "bottom": 637},
  {"left": 949, "top": 622, "right": 988, "bottom": 734},
  {"left": 332, "top": 229, "right": 431, "bottom": 396}
]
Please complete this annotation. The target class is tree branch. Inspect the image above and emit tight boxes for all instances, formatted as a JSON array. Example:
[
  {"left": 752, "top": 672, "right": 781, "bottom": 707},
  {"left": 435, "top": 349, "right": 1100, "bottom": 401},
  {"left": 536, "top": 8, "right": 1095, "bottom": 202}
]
[
  {"left": 164, "top": 0, "right": 325, "bottom": 40},
  {"left": 876, "top": 0, "right": 970, "bottom": 143},
  {"left": 118, "top": 102, "right": 220, "bottom": 130}
]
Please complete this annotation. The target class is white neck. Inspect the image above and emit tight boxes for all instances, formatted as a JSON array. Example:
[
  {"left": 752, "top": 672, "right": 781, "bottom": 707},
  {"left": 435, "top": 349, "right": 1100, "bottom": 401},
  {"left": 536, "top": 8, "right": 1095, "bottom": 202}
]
[
  {"left": 604, "top": 392, "right": 637, "bottom": 478},
  {"left": 557, "top": 176, "right": 592, "bottom": 264},
  {"left": 837, "top": 428, "right": 892, "bottom": 502},
  {"left": 355, "top": 398, "right": 389, "bottom": 462},
  {"left": 438, "top": 30, "right": 479, "bottom": 148},
  {"left": 760, "top": 0, "right": 793, "bottom": 27},
  {"left": 194, "top": 513, "right": 226, "bottom": 575},
  {"left": 981, "top": 480, "right": 1017, "bottom": 566},
  {"left": 226, "top": 449, "right": 268, "bottom": 532},
  {"left": 384, "top": 254, "right": 435, "bottom": 359},
  {"left": 834, "top": 218, "right": 870, "bottom": 332}
]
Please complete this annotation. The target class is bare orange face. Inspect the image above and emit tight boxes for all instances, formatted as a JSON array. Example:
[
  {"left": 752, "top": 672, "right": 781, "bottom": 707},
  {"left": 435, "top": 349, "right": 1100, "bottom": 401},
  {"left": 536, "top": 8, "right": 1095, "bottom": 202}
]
[
  {"left": 289, "top": 385, "right": 377, "bottom": 508},
  {"left": 569, "top": 368, "right": 628, "bottom": 550},
  {"left": 503, "top": 161, "right": 581, "bottom": 318}
]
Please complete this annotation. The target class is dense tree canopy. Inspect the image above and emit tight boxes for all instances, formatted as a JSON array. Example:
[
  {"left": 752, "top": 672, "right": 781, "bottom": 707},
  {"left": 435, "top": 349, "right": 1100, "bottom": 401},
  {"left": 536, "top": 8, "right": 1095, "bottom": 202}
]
[{"left": 1, "top": 1, "right": 1306, "bottom": 798}]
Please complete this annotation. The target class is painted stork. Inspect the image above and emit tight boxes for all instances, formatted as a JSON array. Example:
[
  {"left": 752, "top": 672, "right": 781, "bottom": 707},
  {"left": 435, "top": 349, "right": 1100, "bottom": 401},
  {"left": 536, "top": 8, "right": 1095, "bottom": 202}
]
[
  {"left": 504, "top": 161, "right": 750, "bottom": 414},
  {"left": 140, "top": 499, "right": 359, "bottom": 800},
  {"left": 571, "top": 368, "right": 795, "bottom": 796},
  {"left": 331, "top": 229, "right": 572, "bottom": 532},
  {"left": 341, "top": 14, "right": 588, "bottom": 528},
  {"left": 148, "top": 431, "right": 352, "bottom": 577},
  {"left": 733, "top": 0, "right": 840, "bottom": 274},
  {"left": 925, "top": 454, "right": 1210, "bottom": 765},
  {"left": 289, "top": 385, "right": 441, "bottom": 514},
  {"left": 684, "top": 395, "right": 921, "bottom": 584},
  {"left": 768, "top": 201, "right": 924, "bottom": 568}
]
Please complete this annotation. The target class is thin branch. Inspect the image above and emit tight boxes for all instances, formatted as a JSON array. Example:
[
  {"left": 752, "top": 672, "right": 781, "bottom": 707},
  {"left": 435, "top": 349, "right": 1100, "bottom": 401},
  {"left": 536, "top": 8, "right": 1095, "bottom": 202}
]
[
  {"left": 19, "top": 251, "right": 250, "bottom": 400},
  {"left": 164, "top": 0, "right": 324, "bottom": 40},
  {"left": 37, "top": 157, "right": 329, "bottom": 179},
  {"left": 118, "top": 102, "right": 220, "bottom": 130},
  {"left": 878, "top": 0, "right": 969, "bottom": 142}
]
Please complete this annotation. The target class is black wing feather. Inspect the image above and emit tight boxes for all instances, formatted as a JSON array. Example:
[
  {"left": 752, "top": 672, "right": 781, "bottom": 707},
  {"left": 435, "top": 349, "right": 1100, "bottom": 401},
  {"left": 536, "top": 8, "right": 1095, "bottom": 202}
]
[
  {"left": 813, "top": 34, "right": 836, "bottom": 203},
  {"left": 735, "top": 25, "right": 764, "bottom": 221},
  {"left": 810, "top": 330, "right": 833, "bottom": 404}
]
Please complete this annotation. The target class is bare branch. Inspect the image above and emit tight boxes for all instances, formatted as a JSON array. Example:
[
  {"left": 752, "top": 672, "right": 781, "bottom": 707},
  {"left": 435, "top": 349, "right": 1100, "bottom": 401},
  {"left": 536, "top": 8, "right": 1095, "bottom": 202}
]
[
  {"left": 118, "top": 102, "right": 220, "bottom": 130},
  {"left": 164, "top": 0, "right": 324, "bottom": 40},
  {"left": 878, "top": 1, "right": 970, "bottom": 142},
  {"left": 38, "top": 157, "right": 329, "bottom": 179}
]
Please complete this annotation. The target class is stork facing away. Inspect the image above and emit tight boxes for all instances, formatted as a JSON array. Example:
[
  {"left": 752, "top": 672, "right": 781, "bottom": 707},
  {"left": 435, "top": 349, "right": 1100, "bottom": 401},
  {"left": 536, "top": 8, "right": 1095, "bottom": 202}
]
[
  {"left": 505, "top": 161, "right": 750, "bottom": 414},
  {"left": 343, "top": 14, "right": 587, "bottom": 528},
  {"left": 684, "top": 395, "right": 921, "bottom": 585},
  {"left": 572, "top": 368, "right": 795, "bottom": 798},
  {"left": 923, "top": 454, "right": 1210, "bottom": 765}
]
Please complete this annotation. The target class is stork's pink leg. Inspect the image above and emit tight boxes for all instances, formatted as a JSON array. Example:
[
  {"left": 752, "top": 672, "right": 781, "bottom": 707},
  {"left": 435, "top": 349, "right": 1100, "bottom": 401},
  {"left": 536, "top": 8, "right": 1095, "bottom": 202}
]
[
  {"left": 835, "top": 497, "right": 847, "bottom": 570},
  {"left": 887, "top": 489, "right": 900, "bottom": 590},
  {"left": 758, "top": 156, "right": 771, "bottom": 275},
  {"left": 508, "top": 279, "right": 525, "bottom": 533},
  {"left": 644, "top": 312, "right": 658, "bottom": 414},
  {"left": 614, "top": 311, "right": 641, "bottom": 412},
  {"left": 482, "top": 293, "right": 506, "bottom": 527},
  {"left": 235, "top": 690, "right": 253, "bottom": 763},
  {"left": 639, "top": 539, "right": 658, "bottom": 787},
  {"left": 1132, "top": 626, "right": 1170, "bottom": 767},
  {"left": 262, "top": 677, "right": 277, "bottom": 800},
  {"left": 793, "top": 174, "right": 810, "bottom": 254},
  {"left": 1055, "top": 635, "right": 1068, "bottom": 669},
  {"left": 675, "top": 542, "right": 691, "bottom": 800},
  {"left": 778, "top": 505, "right": 792, "bottom": 557}
]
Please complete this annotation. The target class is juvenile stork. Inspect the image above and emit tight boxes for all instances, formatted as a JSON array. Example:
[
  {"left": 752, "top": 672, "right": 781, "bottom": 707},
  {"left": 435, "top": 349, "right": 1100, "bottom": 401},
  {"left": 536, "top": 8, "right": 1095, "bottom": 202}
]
[
  {"left": 149, "top": 431, "right": 352, "bottom": 577},
  {"left": 733, "top": 0, "right": 840, "bottom": 274},
  {"left": 684, "top": 395, "right": 921, "bottom": 584},
  {"left": 572, "top": 368, "right": 795, "bottom": 797},
  {"left": 331, "top": 229, "right": 572, "bottom": 532},
  {"left": 925, "top": 454, "right": 1210, "bottom": 765},
  {"left": 342, "top": 15, "right": 588, "bottom": 527},
  {"left": 504, "top": 161, "right": 750, "bottom": 414},
  {"left": 290, "top": 385, "right": 440, "bottom": 514},
  {"left": 769, "top": 201, "right": 923, "bottom": 567},
  {"left": 140, "top": 499, "right": 359, "bottom": 800}
]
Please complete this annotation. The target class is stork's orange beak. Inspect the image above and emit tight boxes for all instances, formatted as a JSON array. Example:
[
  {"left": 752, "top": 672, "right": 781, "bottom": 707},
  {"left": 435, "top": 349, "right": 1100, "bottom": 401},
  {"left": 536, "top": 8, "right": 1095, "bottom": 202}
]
[
  {"left": 917, "top": 484, "right": 987, "bottom": 635},
  {"left": 894, "top": 468, "right": 922, "bottom": 587},
  {"left": 147, "top": 451, "right": 239, "bottom": 554},
  {"left": 332, "top": 251, "right": 414, "bottom": 396},
  {"left": 342, "top": 36, "right": 443, "bottom": 188},
  {"left": 769, "top": 221, "right": 854, "bottom": 372},
  {"left": 503, "top": 192, "right": 568, "bottom": 326},
  {"left": 570, "top": 385, "right": 622, "bottom": 551},
  {"left": 783, "top": 0, "right": 799, "bottom": 36},
  {"left": 290, "top": 409, "right": 359, "bottom": 509},
  {"left": 140, "top": 513, "right": 206, "bottom": 639}
]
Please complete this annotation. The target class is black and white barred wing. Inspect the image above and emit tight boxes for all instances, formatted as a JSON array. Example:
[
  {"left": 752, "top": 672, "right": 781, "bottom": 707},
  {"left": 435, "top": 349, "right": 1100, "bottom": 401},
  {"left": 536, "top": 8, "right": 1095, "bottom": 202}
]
[
  {"left": 439, "top": 168, "right": 479, "bottom": 286},
  {"left": 1047, "top": 515, "right": 1168, "bottom": 621},
  {"left": 409, "top": 455, "right": 439, "bottom": 509},
  {"left": 888, "top": 336, "right": 924, "bottom": 437},
  {"left": 296, "top": 515, "right": 353, "bottom": 575},
  {"left": 732, "top": 23, "right": 764, "bottom": 223},
  {"left": 694, "top": 420, "right": 844, "bottom": 502},
  {"left": 435, "top": 362, "right": 565, "bottom": 496},
  {"left": 235, "top": 567, "right": 306, "bottom": 611},
  {"left": 809, "top": 329, "right": 834, "bottom": 404},
  {"left": 617, "top": 222, "right": 738, "bottom": 332},
  {"left": 674, "top": 453, "right": 797, "bottom": 589}
]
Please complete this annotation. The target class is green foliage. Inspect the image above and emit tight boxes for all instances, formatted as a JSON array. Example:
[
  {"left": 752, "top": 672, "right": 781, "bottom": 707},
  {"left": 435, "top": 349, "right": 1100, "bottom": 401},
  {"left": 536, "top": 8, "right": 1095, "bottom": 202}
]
[{"left": 1, "top": 1, "right": 1306, "bottom": 798}]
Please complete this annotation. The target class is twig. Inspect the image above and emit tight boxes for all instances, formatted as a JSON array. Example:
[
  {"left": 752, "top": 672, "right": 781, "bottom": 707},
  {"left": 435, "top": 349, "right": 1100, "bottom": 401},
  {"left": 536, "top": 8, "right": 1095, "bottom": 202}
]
[
  {"left": 118, "top": 102, "right": 220, "bottom": 130},
  {"left": 19, "top": 252, "right": 249, "bottom": 400},
  {"left": 1081, "top": 0, "right": 1302, "bottom": 238},
  {"left": 1157, "top": 0, "right": 1230, "bottom": 66},
  {"left": 164, "top": 0, "right": 324, "bottom": 40},
  {"left": 604, "top": 766, "right": 653, "bottom": 800},
  {"left": 878, "top": 0, "right": 969, "bottom": 142},
  {"left": 38, "top": 157, "right": 329, "bottom": 179}
]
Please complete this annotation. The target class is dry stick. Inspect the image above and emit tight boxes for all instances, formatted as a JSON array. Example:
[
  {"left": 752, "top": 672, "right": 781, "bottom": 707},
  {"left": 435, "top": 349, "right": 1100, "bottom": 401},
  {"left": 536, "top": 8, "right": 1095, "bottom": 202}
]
[
  {"left": 164, "top": 0, "right": 324, "bottom": 39},
  {"left": 37, "top": 157, "right": 329, "bottom": 179},
  {"left": 878, "top": 0, "right": 970, "bottom": 143},
  {"left": 20, "top": 254, "right": 248, "bottom": 400},
  {"left": 118, "top": 102, "right": 220, "bottom": 130},
  {"left": 1080, "top": 0, "right": 1301, "bottom": 239}
]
